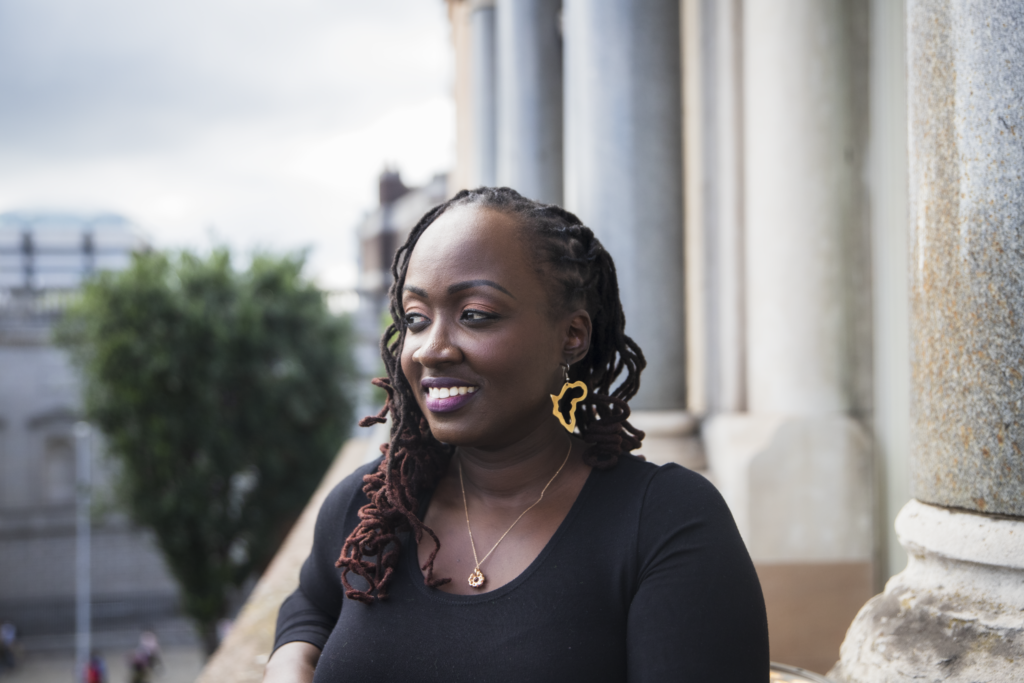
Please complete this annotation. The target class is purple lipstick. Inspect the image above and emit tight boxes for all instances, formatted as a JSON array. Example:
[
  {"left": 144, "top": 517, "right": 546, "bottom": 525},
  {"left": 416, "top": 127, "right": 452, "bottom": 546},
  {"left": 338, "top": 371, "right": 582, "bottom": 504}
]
[{"left": 422, "top": 377, "right": 479, "bottom": 413}]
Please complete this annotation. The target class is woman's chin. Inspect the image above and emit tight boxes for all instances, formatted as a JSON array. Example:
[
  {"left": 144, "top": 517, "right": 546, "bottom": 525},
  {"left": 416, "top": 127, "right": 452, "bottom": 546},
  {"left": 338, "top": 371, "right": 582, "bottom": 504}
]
[
  {"left": 424, "top": 411, "right": 557, "bottom": 452},
  {"left": 423, "top": 421, "right": 482, "bottom": 447}
]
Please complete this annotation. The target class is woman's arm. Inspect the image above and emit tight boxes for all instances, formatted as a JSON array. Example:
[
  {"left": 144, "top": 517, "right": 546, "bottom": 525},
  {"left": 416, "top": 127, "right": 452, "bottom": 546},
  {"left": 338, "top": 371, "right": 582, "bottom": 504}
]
[
  {"left": 267, "top": 464, "right": 379, "bottom": 681},
  {"left": 263, "top": 641, "right": 321, "bottom": 683}
]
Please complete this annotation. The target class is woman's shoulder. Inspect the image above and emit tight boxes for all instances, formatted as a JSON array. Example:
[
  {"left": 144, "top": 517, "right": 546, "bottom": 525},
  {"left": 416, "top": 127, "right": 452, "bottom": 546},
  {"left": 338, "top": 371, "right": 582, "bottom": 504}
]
[
  {"left": 609, "top": 454, "right": 732, "bottom": 523},
  {"left": 585, "top": 455, "right": 745, "bottom": 577},
  {"left": 610, "top": 453, "right": 718, "bottom": 495},
  {"left": 610, "top": 457, "right": 750, "bottom": 581}
]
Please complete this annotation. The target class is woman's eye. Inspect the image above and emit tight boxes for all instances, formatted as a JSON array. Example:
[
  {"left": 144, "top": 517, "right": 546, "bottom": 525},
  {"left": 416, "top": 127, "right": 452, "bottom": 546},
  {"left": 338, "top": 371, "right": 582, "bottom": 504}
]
[
  {"left": 404, "top": 313, "right": 428, "bottom": 328},
  {"left": 461, "top": 309, "right": 494, "bottom": 322}
]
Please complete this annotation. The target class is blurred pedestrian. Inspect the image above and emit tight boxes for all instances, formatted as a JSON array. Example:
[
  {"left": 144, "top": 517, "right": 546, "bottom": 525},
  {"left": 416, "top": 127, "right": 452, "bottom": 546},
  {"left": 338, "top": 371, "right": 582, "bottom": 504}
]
[
  {"left": 127, "top": 630, "right": 161, "bottom": 683},
  {"left": 138, "top": 630, "right": 160, "bottom": 667},
  {"left": 128, "top": 650, "right": 148, "bottom": 683},
  {"left": 85, "top": 651, "right": 106, "bottom": 683},
  {"left": 0, "top": 620, "right": 17, "bottom": 672}
]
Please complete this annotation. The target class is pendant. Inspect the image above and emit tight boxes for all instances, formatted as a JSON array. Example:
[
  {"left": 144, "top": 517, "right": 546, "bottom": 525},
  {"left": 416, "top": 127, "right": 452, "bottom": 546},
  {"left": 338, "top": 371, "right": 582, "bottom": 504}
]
[{"left": 468, "top": 567, "right": 485, "bottom": 588}]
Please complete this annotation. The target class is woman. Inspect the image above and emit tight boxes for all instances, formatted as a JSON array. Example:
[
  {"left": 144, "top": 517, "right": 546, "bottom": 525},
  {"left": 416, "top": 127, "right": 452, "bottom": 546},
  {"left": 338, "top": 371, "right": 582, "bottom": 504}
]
[{"left": 265, "top": 188, "right": 768, "bottom": 682}]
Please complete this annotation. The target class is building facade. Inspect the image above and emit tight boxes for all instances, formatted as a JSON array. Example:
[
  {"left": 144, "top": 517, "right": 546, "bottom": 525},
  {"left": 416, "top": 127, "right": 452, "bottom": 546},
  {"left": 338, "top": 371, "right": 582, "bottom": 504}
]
[
  {"left": 0, "top": 213, "right": 192, "bottom": 649},
  {"left": 352, "top": 172, "right": 451, "bottom": 425}
]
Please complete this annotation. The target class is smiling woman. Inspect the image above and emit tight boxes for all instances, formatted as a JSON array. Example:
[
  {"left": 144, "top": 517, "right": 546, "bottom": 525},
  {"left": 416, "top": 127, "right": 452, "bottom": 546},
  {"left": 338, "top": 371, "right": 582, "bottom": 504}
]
[{"left": 263, "top": 188, "right": 769, "bottom": 683}]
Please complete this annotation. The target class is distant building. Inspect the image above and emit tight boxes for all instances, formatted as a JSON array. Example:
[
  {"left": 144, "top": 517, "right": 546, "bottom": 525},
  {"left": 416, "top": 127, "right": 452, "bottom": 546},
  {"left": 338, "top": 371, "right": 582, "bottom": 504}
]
[
  {"left": 0, "top": 212, "right": 192, "bottom": 649},
  {"left": 351, "top": 171, "right": 449, "bottom": 423}
]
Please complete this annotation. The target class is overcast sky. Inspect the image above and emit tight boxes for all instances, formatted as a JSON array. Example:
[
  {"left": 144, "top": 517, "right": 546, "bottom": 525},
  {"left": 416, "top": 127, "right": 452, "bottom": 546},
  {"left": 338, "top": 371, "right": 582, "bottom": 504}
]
[{"left": 0, "top": 0, "right": 454, "bottom": 290}]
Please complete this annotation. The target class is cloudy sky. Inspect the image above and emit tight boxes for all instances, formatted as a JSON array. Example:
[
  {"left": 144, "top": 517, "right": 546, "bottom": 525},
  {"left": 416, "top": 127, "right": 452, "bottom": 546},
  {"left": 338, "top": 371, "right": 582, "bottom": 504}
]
[{"left": 0, "top": 0, "right": 454, "bottom": 290}]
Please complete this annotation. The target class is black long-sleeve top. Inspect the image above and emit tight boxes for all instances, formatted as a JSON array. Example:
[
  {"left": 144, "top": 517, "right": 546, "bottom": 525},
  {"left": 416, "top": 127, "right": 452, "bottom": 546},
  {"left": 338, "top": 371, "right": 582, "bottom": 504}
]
[{"left": 274, "top": 454, "right": 769, "bottom": 682}]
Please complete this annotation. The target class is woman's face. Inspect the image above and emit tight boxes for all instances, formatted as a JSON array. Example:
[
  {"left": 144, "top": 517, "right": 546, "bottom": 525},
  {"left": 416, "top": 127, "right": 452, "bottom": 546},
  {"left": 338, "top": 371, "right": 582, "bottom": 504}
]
[{"left": 400, "top": 204, "right": 588, "bottom": 449}]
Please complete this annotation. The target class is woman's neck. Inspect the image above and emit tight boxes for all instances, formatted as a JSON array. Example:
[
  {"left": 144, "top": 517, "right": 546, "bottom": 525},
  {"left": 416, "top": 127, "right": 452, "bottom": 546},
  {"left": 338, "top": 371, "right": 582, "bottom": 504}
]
[{"left": 454, "top": 422, "right": 581, "bottom": 502}]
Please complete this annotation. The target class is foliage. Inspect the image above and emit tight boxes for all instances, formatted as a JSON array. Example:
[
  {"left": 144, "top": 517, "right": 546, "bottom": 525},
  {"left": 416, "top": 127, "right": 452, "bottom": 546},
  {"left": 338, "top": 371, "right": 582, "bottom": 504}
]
[{"left": 56, "top": 249, "right": 355, "bottom": 652}]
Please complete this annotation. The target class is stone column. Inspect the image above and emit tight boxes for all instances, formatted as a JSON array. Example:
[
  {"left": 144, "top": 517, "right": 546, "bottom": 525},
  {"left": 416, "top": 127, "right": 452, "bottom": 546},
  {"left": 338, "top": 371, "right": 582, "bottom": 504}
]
[
  {"left": 563, "top": 0, "right": 685, "bottom": 413},
  {"left": 470, "top": 0, "right": 497, "bottom": 187},
  {"left": 743, "top": 1, "right": 871, "bottom": 418},
  {"left": 682, "top": 0, "right": 746, "bottom": 416},
  {"left": 702, "top": 0, "right": 873, "bottom": 671},
  {"left": 563, "top": 0, "right": 695, "bottom": 468},
  {"left": 833, "top": 2, "right": 1024, "bottom": 680},
  {"left": 708, "top": 0, "right": 872, "bottom": 557},
  {"left": 495, "top": 0, "right": 563, "bottom": 205},
  {"left": 868, "top": 0, "right": 911, "bottom": 582},
  {"left": 448, "top": 1, "right": 476, "bottom": 194}
]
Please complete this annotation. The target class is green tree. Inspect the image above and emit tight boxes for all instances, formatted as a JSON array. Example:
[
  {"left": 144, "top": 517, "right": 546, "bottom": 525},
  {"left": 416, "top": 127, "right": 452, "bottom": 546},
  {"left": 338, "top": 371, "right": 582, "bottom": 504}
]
[{"left": 56, "top": 249, "right": 355, "bottom": 654}]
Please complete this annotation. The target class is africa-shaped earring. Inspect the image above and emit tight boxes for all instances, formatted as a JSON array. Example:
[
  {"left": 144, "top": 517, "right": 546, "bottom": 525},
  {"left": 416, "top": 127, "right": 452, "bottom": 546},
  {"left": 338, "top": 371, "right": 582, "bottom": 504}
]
[{"left": 550, "top": 363, "right": 588, "bottom": 433}]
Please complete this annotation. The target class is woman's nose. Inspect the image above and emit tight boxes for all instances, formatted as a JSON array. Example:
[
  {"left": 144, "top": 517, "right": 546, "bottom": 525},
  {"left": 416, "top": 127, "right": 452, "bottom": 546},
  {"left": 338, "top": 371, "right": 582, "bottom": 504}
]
[{"left": 410, "top": 321, "right": 462, "bottom": 367}]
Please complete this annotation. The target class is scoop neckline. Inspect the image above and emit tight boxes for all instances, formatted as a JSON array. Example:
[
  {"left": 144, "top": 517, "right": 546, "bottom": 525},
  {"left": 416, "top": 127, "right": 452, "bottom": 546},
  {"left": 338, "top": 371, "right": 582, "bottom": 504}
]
[{"left": 405, "top": 463, "right": 599, "bottom": 605}]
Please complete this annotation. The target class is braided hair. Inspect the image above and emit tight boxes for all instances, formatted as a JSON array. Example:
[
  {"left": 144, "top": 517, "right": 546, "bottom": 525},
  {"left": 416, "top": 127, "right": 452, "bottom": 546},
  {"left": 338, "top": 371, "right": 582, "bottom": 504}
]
[{"left": 336, "top": 187, "right": 647, "bottom": 603}]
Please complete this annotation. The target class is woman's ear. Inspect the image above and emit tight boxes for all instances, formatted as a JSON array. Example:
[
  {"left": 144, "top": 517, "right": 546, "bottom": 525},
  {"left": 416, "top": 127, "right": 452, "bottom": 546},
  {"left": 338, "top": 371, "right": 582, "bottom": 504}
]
[{"left": 563, "top": 309, "right": 592, "bottom": 364}]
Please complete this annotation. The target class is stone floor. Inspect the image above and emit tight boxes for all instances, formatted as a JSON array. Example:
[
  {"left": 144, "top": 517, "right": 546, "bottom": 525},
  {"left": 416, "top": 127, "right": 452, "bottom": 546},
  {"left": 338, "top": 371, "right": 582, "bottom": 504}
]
[{"left": 0, "top": 645, "right": 204, "bottom": 683}]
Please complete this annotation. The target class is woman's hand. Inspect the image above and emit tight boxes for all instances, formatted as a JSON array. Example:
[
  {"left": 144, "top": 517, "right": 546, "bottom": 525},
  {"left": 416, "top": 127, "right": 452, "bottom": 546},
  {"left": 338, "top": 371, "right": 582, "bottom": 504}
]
[{"left": 263, "top": 641, "right": 321, "bottom": 683}]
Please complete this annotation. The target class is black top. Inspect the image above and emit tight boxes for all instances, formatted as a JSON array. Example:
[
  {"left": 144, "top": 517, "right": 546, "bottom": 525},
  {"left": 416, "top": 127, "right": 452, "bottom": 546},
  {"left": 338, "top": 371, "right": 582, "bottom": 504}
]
[{"left": 274, "top": 455, "right": 769, "bottom": 682}]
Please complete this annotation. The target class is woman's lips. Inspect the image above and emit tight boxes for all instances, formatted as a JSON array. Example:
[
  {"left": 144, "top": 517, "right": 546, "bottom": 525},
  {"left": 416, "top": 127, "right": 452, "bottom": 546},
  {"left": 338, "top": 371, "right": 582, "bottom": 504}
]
[{"left": 422, "top": 382, "right": 478, "bottom": 413}]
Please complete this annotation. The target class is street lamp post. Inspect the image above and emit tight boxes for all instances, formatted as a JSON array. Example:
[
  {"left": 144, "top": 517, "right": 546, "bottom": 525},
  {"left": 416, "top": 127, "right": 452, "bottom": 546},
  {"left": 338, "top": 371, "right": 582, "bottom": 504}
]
[{"left": 74, "top": 422, "right": 92, "bottom": 683}]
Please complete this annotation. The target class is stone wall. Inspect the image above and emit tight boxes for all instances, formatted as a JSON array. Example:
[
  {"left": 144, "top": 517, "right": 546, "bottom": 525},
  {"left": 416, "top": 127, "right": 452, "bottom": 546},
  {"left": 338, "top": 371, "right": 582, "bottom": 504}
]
[{"left": 0, "top": 336, "right": 184, "bottom": 646}]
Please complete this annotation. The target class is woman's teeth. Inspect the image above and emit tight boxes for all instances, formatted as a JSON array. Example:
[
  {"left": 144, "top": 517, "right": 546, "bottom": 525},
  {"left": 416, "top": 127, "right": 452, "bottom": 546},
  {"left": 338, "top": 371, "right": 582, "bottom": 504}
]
[{"left": 428, "top": 386, "right": 477, "bottom": 399}]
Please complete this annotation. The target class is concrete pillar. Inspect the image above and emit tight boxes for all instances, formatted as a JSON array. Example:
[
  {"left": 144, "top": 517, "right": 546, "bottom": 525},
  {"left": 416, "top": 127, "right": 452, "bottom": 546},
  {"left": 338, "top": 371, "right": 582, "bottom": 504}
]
[
  {"left": 449, "top": 1, "right": 476, "bottom": 194},
  {"left": 470, "top": 1, "right": 497, "bottom": 187},
  {"left": 74, "top": 423, "right": 92, "bottom": 683},
  {"left": 707, "top": 0, "right": 872, "bottom": 556},
  {"left": 905, "top": 2, "right": 1024, "bottom": 521},
  {"left": 495, "top": 0, "right": 563, "bottom": 205},
  {"left": 743, "top": 1, "right": 871, "bottom": 417},
  {"left": 563, "top": 0, "right": 685, "bottom": 415},
  {"left": 833, "top": 2, "right": 1024, "bottom": 680},
  {"left": 702, "top": 0, "right": 873, "bottom": 671},
  {"left": 682, "top": 0, "right": 746, "bottom": 416},
  {"left": 868, "top": 0, "right": 911, "bottom": 582}
]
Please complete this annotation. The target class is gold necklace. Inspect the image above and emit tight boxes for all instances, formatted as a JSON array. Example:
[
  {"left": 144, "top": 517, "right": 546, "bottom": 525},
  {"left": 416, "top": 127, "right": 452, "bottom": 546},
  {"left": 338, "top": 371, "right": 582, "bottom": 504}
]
[{"left": 458, "top": 440, "right": 573, "bottom": 588}]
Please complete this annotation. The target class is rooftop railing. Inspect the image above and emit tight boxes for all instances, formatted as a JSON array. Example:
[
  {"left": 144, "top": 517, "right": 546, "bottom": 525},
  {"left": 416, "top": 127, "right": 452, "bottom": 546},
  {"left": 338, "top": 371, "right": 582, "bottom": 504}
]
[{"left": 0, "top": 288, "right": 80, "bottom": 319}]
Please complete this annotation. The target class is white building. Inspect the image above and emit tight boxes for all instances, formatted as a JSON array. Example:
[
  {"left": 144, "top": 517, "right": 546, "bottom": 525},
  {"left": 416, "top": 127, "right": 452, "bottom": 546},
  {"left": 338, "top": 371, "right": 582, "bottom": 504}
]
[{"left": 0, "top": 212, "right": 192, "bottom": 649}]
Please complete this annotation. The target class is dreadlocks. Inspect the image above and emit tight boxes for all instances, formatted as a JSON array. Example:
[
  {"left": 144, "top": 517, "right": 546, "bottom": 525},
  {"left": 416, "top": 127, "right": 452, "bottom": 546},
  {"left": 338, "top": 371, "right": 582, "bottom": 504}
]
[{"left": 336, "top": 187, "right": 647, "bottom": 603}]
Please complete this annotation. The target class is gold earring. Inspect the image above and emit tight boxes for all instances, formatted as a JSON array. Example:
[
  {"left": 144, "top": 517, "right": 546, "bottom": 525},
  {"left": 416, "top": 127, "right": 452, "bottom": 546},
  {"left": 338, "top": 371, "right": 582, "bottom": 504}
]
[{"left": 550, "top": 363, "right": 588, "bottom": 433}]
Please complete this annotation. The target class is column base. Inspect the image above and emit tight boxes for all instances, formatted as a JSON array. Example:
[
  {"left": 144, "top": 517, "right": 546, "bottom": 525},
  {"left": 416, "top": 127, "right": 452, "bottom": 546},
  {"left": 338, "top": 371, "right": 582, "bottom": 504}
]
[
  {"left": 703, "top": 414, "right": 874, "bottom": 672},
  {"left": 830, "top": 499, "right": 1024, "bottom": 682},
  {"left": 703, "top": 413, "right": 873, "bottom": 561}
]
